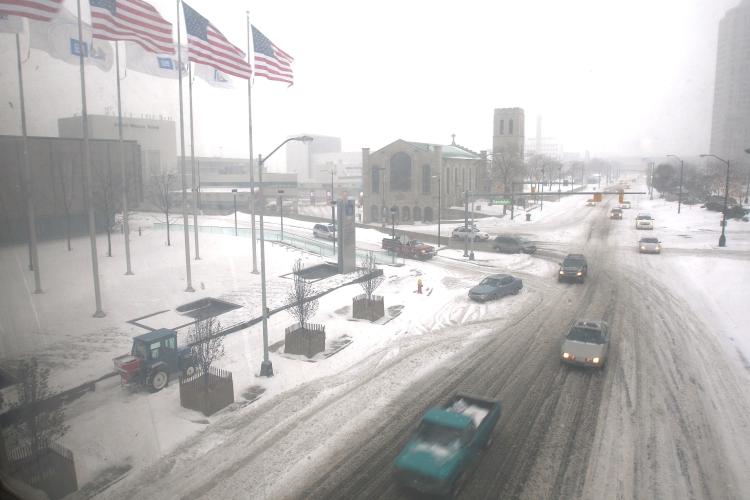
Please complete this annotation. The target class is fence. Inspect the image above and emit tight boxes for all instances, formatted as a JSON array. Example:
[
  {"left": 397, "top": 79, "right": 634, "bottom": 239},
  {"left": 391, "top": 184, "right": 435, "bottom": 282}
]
[
  {"left": 179, "top": 366, "right": 234, "bottom": 417},
  {"left": 8, "top": 440, "right": 78, "bottom": 499},
  {"left": 284, "top": 323, "right": 326, "bottom": 358},
  {"left": 352, "top": 294, "right": 385, "bottom": 322},
  {"left": 154, "top": 222, "right": 404, "bottom": 266}
]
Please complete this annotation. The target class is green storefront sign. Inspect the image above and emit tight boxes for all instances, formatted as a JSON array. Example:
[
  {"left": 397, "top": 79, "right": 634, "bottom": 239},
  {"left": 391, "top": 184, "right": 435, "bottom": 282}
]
[{"left": 491, "top": 199, "right": 512, "bottom": 205}]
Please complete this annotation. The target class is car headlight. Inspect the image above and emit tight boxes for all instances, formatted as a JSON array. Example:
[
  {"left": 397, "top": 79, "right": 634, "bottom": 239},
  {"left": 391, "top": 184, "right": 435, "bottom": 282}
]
[
  {"left": 559, "top": 270, "right": 564, "bottom": 275},
  {"left": 656, "top": 245, "right": 661, "bottom": 250},
  {"left": 640, "top": 246, "right": 645, "bottom": 250},
  {"left": 576, "top": 271, "right": 582, "bottom": 276},
  {"left": 592, "top": 357, "right": 600, "bottom": 364},
  {"left": 562, "top": 352, "right": 570, "bottom": 359}
]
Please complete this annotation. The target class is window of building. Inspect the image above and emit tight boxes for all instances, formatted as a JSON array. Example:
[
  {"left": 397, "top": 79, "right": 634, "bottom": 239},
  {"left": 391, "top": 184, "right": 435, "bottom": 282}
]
[
  {"left": 499, "top": 119, "right": 504, "bottom": 135},
  {"left": 413, "top": 206, "right": 422, "bottom": 221},
  {"left": 401, "top": 206, "right": 410, "bottom": 221},
  {"left": 371, "top": 205, "right": 379, "bottom": 222},
  {"left": 422, "top": 165, "right": 431, "bottom": 194},
  {"left": 390, "top": 152, "right": 412, "bottom": 192},
  {"left": 446, "top": 168, "right": 450, "bottom": 194},
  {"left": 372, "top": 167, "right": 380, "bottom": 193},
  {"left": 509, "top": 119, "right": 514, "bottom": 135},
  {"left": 424, "top": 206, "right": 433, "bottom": 222}
]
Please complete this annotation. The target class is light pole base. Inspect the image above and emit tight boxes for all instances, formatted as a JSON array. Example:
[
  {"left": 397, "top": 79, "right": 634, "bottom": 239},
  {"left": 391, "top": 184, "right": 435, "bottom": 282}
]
[
  {"left": 718, "top": 234, "right": 726, "bottom": 247},
  {"left": 93, "top": 310, "right": 106, "bottom": 318},
  {"left": 469, "top": 251, "right": 475, "bottom": 261},
  {"left": 260, "top": 360, "right": 274, "bottom": 377},
  {"left": 185, "top": 286, "right": 195, "bottom": 292}
]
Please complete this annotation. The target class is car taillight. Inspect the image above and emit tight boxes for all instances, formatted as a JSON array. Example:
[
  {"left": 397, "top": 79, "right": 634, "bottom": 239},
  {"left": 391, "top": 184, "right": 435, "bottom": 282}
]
[
  {"left": 562, "top": 352, "right": 570, "bottom": 359},
  {"left": 592, "top": 357, "right": 600, "bottom": 364}
]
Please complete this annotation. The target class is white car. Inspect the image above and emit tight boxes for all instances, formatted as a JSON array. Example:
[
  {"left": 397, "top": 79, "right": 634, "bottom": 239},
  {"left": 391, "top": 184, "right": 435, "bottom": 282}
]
[
  {"left": 639, "top": 237, "right": 661, "bottom": 253},
  {"left": 620, "top": 201, "right": 631, "bottom": 209},
  {"left": 635, "top": 213, "right": 654, "bottom": 230},
  {"left": 451, "top": 226, "right": 489, "bottom": 241}
]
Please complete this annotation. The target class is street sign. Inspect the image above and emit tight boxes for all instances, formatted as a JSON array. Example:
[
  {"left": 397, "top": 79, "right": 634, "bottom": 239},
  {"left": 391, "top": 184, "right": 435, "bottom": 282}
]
[{"left": 491, "top": 199, "right": 512, "bottom": 205}]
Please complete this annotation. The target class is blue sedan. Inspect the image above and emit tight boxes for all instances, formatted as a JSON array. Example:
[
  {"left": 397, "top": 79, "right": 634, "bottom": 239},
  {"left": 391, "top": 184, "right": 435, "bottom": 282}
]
[{"left": 468, "top": 274, "right": 523, "bottom": 302}]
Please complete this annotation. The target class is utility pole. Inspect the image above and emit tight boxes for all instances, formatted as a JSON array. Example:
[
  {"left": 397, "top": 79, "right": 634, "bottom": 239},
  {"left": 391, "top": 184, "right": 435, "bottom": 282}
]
[{"left": 463, "top": 190, "right": 469, "bottom": 257}]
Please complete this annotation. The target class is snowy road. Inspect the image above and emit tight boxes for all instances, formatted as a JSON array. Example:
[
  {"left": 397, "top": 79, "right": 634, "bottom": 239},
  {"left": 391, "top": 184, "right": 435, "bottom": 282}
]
[{"left": 98, "top": 193, "right": 750, "bottom": 499}]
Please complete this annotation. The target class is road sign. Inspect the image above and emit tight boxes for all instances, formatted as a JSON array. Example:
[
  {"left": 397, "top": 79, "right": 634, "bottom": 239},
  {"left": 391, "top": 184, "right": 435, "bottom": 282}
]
[{"left": 491, "top": 199, "right": 512, "bottom": 205}]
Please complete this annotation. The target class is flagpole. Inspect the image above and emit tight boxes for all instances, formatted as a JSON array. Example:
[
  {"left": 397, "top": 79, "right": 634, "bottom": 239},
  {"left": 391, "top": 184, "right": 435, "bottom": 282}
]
[
  {"left": 114, "top": 42, "right": 133, "bottom": 275},
  {"left": 246, "top": 11, "right": 258, "bottom": 274},
  {"left": 76, "top": 0, "right": 105, "bottom": 316},
  {"left": 15, "top": 33, "right": 42, "bottom": 294},
  {"left": 188, "top": 62, "right": 200, "bottom": 260},
  {"left": 176, "top": 0, "right": 194, "bottom": 292}
]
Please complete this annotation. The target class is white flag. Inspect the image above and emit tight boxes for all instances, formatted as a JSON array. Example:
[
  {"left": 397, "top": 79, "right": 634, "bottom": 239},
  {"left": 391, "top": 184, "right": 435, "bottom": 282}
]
[
  {"left": 125, "top": 41, "right": 186, "bottom": 79},
  {"left": 0, "top": 13, "right": 24, "bottom": 34},
  {"left": 29, "top": 8, "right": 113, "bottom": 71},
  {"left": 194, "top": 63, "right": 234, "bottom": 89}
]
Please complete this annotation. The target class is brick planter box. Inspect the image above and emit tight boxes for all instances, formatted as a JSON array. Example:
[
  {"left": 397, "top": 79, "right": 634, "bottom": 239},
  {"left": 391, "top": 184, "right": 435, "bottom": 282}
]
[
  {"left": 284, "top": 323, "right": 325, "bottom": 358},
  {"left": 179, "top": 367, "right": 234, "bottom": 416},
  {"left": 352, "top": 294, "right": 385, "bottom": 322}
]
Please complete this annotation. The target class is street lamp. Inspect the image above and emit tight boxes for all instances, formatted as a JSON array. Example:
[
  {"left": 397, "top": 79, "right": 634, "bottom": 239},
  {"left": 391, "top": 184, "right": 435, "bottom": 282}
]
[
  {"left": 373, "top": 165, "right": 386, "bottom": 229},
  {"left": 323, "top": 166, "right": 337, "bottom": 253},
  {"left": 744, "top": 148, "right": 750, "bottom": 204},
  {"left": 277, "top": 189, "right": 285, "bottom": 240},
  {"left": 666, "top": 154, "right": 684, "bottom": 214},
  {"left": 431, "top": 174, "right": 441, "bottom": 248},
  {"left": 231, "top": 188, "right": 238, "bottom": 236},
  {"left": 390, "top": 206, "right": 397, "bottom": 238},
  {"left": 700, "top": 154, "right": 730, "bottom": 247},
  {"left": 257, "top": 135, "right": 313, "bottom": 377}
]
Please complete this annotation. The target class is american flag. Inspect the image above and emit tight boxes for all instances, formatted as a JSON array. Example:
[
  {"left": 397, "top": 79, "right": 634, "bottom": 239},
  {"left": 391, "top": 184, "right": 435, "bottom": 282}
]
[
  {"left": 89, "top": 0, "right": 173, "bottom": 54},
  {"left": 182, "top": 2, "right": 251, "bottom": 80},
  {"left": 252, "top": 25, "right": 293, "bottom": 86},
  {"left": 0, "top": 0, "right": 63, "bottom": 22}
]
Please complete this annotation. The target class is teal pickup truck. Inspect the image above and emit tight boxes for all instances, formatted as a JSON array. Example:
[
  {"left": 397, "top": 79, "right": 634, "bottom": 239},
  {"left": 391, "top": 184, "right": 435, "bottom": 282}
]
[{"left": 393, "top": 394, "right": 501, "bottom": 497}]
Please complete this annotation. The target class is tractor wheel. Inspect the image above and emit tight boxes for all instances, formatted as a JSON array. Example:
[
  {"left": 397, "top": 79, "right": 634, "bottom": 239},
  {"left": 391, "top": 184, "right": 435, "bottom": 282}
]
[
  {"left": 183, "top": 365, "right": 196, "bottom": 378},
  {"left": 149, "top": 370, "right": 168, "bottom": 392}
]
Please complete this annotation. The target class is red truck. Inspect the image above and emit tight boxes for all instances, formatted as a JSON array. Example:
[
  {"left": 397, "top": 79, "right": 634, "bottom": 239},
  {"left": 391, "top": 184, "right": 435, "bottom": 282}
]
[{"left": 382, "top": 237, "right": 436, "bottom": 260}]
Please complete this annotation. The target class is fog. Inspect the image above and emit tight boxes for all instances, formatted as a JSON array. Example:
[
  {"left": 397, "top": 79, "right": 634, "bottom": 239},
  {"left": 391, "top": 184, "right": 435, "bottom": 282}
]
[{"left": 0, "top": 0, "right": 740, "bottom": 166}]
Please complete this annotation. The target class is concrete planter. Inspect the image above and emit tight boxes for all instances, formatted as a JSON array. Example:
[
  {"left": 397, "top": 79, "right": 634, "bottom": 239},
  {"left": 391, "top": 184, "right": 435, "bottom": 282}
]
[{"left": 352, "top": 294, "right": 385, "bottom": 322}]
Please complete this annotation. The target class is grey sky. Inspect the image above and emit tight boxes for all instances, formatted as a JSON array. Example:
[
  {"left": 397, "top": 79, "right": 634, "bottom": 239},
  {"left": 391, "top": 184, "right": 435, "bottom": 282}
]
[{"left": 0, "top": 0, "right": 740, "bottom": 168}]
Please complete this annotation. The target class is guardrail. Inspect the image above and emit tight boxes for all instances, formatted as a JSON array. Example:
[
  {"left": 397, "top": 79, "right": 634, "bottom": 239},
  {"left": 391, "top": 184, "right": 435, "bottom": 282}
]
[{"left": 154, "top": 223, "right": 404, "bottom": 266}]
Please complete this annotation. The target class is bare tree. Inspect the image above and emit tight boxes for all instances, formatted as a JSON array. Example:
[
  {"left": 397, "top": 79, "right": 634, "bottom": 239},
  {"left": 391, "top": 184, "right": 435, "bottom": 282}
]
[
  {"left": 10, "top": 358, "right": 68, "bottom": 468},
  {"left": 286, "top": 258, "right": 319, "bottom": 329},
  {"left": 187, "top": 317, "right": 225, "bottom": 390},
  {"left": 358, "top": 252, "right": 384, "bottom": 301},
  {"left": 93, "top": 149, "right": 121, "bottom": 257},
  {"left": 490, "top": 147, "right": 524, "bottom": 214},
  {"left": 55, "top": 154, "right": 77, "bottom": 251},
  {"left": 148, "top": 167, "right": 176, "bottom": 246}
]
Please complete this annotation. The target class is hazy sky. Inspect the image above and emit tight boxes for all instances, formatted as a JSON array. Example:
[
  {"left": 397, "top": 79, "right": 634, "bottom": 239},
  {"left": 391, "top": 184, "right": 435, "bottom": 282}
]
[{"left": 0, "top": 0, "right": 741, "bottom": 168}]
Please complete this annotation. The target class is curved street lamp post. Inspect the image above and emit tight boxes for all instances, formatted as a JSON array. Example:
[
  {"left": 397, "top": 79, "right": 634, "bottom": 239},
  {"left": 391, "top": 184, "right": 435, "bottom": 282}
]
[{"left": 257, "top": 136, "right": 313, "bottom": 377}]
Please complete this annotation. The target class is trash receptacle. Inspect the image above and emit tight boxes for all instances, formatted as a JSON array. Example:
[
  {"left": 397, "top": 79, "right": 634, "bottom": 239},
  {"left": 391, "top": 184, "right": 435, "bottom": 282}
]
[{"left": 526, "top": 213, "right": 532, "bottom": 222}]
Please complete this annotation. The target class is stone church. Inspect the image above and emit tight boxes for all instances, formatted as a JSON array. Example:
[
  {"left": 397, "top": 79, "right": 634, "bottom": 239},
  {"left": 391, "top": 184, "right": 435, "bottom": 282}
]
[{"left": 362, "top": 139, "right": 487, "bottom": 224}]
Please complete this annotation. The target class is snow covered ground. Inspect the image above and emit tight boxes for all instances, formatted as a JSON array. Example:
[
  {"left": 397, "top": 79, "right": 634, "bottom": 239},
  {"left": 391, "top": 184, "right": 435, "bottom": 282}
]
[{"left": 2, "top": 182, "right": 749, "bottom": 497}]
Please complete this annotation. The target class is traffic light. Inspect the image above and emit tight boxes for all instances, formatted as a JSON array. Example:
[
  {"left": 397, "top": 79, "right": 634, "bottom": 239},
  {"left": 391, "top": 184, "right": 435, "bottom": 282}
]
[{"left": 618, "top": 191, "right": 625, "bottom": 203}]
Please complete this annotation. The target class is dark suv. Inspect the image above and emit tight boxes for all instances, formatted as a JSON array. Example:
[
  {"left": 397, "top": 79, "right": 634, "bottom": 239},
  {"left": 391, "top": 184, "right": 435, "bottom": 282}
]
[
  {"left": 492, "top": 236, "right": 536, "bottom": 254},
  {"left": 558, "top": 254, "right": 588, "bottom": 283}
]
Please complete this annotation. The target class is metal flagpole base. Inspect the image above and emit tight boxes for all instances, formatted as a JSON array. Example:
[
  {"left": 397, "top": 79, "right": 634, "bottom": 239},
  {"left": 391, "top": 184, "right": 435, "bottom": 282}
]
[
  {"left": 252, "top": 270, "right": 259, "bottom": 275},
  {"left": 125, "top": 271, "right": 134, "bottom": 276},
  {"left": 260, "top": 360, "right": 274, "bottom": 377},
  {"left": 93, "top": 310, "right": 106, "bottom": 318},
  {"left": 185, "top": 286, "right": 195, "bottom": 292}
]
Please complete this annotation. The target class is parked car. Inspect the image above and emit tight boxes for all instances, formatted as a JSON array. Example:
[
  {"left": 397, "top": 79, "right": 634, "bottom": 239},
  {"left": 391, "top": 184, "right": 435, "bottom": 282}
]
[
  {"left": 393, "top": 394, "right": 501, "bottom": 497},
  {"left": 609, "top": 207, "right": 623, "bottom": 219},
  {"left": 468, "top": 274, "right": 522, "bottom": 302},
  {"left": 452, "top": 226, "right": 490, "bottom": 241},
  {"left": 635, "top": 213, "right": 654, "bottom": 230},
  {"left": 561, "top": 320, "right": 610, "bottom": 369},
  {"left": 558, "top": 254, "right": 588, "bottom": 283},
  {"left": 620, "top": 201, "right": 632, "bottom": 209},
  {"left": 313, "top": 223, "right": 336, "bottom": 240},
  {"left": 639, "top": 236, "right": 661, "bottom": 254},
  {"left": 492, "top": 236, "right": 536, "bottom": 254}
]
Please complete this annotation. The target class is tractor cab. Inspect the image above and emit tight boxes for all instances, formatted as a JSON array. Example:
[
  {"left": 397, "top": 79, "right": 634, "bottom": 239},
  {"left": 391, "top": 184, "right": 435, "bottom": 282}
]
[{"left": 114, "top": 328, "right": 194, "bottom": 392}]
